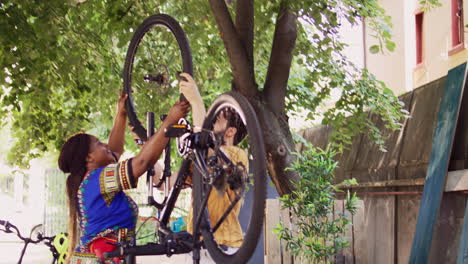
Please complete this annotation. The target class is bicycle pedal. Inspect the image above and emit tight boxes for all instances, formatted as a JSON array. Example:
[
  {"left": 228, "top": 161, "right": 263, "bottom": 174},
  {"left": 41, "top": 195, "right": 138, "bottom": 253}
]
[{"left": 173, "top": 231, "right": 193, "bottom": 241}]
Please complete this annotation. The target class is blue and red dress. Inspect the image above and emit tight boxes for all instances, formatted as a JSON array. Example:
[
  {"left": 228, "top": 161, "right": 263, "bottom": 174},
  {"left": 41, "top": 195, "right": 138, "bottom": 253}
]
[{"left": 71, "top": 159, "right": 139, "bottom": 264}]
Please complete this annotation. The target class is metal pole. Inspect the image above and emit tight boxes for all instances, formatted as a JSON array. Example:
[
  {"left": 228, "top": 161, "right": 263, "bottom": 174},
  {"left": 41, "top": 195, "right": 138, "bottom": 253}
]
[
  {"left": 125, "top": 254, "right": 136, "bottom": 264},
  {"left": 147, "top": 112, "right": 155, "bottom": 206}
]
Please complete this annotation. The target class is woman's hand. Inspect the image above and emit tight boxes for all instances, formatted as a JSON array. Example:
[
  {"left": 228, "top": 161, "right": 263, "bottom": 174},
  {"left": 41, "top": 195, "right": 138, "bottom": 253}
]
[
  {"left": 166, "top": 100, "right": 190, "bottom": 124},
  {"left": 117, "top": 92, "right": 128, "bottom": 116},
  {"left": 131, "top": 100, "right": 189, "bottom": 178}
]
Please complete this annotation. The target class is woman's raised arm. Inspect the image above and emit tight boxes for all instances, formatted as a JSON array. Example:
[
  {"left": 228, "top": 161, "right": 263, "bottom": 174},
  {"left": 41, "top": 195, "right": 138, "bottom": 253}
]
[
  {"left": 131, "top": 100, "right": 190, "bottom": 178},
  {"left": 107, "top": 92, "right": 128, "bottom": 160}
]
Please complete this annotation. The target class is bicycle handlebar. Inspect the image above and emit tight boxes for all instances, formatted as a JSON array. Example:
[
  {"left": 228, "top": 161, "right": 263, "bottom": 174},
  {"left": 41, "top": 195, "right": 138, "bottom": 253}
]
[
  {"left": 0, "top": 220, "right": 20, "bottom": 236},
  {"left": 0, "top": 220, "right": 54, "bottom": 244},
  {"left": 0, "top": 220, "right": 61, "bottom": 264}
]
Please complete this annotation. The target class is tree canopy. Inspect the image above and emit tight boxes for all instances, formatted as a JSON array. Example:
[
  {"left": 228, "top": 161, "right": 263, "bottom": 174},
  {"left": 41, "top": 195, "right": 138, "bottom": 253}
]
[{"left": 0, "top": 0, "right": 418, "bottom": 194}]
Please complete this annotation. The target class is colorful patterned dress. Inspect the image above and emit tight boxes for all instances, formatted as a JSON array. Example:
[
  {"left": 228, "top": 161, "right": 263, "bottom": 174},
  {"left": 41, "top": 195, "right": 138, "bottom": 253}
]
[{"left": 70, "top": 159, "right": 139, "bottom": 264}]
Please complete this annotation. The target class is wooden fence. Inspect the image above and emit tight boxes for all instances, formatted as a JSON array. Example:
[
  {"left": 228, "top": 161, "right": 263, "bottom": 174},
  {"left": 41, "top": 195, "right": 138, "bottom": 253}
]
[
  {"left": 265, "top": 199, "right": 293, "bottom": 264},
  {"left": 265, "top": 198, "right": 357, "bottom": 264},
  {"left": 265, "top": 188, "right": 467, "bottom": 264}
]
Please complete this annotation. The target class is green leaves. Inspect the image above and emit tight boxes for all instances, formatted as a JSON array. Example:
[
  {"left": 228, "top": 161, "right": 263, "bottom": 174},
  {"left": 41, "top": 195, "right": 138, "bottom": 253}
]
[
  {"left": 274, "top": 143, "right": 358, "bottom": 262},
  {"left": 0, "top": 1, "right": 224, "bottom": 167},
  {"left": 386, "top": 40, "right": 396, "bottom": 52},
  {"left": 418, "top": 0, "right": 443, "bottom": 11},
  {"left": 369, "top": 44, "right": 380, "bottom": 54},
  {"left": 284, "top": 0, "right": 405, "bottom": 154},
  {"left": 0, "top": 0, "right": 415, "bottom": 173},
  {"left": 0, "top": 1, "right": 124, "bottom": 166}
]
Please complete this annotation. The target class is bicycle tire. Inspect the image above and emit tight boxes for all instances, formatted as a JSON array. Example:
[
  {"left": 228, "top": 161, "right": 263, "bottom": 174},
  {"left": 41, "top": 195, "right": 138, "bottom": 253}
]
[
  {"left": 193, "top": 91, "right": 267, "bottom": 264},
  {"left": 29, "top": 224, "right": 43, "bottom": 238},
  {"left": 123, "top": 14, "right": 193, "bottom": 141}
]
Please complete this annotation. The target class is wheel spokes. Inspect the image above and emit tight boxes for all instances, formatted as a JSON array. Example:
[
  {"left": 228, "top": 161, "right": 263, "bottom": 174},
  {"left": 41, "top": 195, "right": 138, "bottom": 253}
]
[{"left": 130, "top": 24, "right": 184, "bottom": 129}]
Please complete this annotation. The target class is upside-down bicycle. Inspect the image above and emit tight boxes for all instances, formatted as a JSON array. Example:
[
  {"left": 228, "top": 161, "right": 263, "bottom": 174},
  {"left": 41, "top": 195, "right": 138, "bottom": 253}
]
[{"left": 103, "top": 14, "right": 267, "bottom": 264}]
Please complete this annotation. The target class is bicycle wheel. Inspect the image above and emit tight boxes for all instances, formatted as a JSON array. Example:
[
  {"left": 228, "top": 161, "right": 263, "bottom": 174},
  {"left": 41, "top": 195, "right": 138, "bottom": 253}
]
[
  {"left": 29, "top": 224, "right": 43, "bottom": 239},
  {"left": 124, "top": 14, "right": 193, "bottom": 141},
  {"left": 193, "top": 91, "right": 267, "bottom": 264}
]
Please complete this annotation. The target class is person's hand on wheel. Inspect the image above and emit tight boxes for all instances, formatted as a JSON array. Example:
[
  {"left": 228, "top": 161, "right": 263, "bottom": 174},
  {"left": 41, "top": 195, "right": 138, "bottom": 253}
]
[
  {"left": 179, "top": 73, "right": 203, "bottom": 106},
  {"left": 179, "top": 73, "right": 206, "bottom": 130},
  {"left": 117, "top": 91, "right": 128, "bottom": 116},
  {"left": 166, "top": 100, "right": 190, "bottom": 124}
]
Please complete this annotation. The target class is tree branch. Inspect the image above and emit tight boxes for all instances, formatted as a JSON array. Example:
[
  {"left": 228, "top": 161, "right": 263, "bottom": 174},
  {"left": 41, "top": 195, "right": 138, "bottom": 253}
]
[
  {"left": 264, "top": 3, "right": 297, "bottom": 116},
  {"left": 235, "top": 0, "right": 254, "bottom": 71},
  {"left": 209, "top": 0, "right": 257, "bottom": 97}
]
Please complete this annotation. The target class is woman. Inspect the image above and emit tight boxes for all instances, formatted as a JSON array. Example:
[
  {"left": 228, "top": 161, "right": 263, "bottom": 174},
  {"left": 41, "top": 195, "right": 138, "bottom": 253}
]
[{"left": 59, "top": 73, "right": 201, "bottom": 263}]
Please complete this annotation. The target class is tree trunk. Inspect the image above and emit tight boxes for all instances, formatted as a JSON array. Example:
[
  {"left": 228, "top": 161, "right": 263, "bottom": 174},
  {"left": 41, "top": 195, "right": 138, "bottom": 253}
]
[
  {"left": 264, "top": 3, "right": 297, "bottom": 117},
  {"left": 250, "top": 98, "right": 299, "bottom": 196},
  {"left": 210, "top": 0, "right": 299, "bottom": 195},
  {"left": 208, "top": 0, "right": 257, "bottom": 98},
  {"left": 258, "top": 2, "right": 299, "bottom": 195}
]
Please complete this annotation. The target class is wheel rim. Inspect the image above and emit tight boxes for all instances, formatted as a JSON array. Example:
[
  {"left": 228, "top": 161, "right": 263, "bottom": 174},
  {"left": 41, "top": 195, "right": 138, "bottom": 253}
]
[
  {"left": 197, "top": 94, "right": 266, "bottom": 262},
  {"left": 126, "top": 20, "right": 188, "bottom": 140}
]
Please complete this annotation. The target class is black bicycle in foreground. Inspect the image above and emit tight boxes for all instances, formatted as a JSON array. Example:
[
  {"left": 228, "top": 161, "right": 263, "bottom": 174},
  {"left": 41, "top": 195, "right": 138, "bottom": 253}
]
[
  {"left": 0, "top": 220, "right": 68, "bottom": 264},
  {"left": 103, "top": 14, "right": 267, "bottom": 264}
]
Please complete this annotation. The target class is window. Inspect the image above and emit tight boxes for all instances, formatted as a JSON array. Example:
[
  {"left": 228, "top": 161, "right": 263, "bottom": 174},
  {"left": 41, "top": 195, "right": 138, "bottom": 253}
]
[
  {"left": 416, "top": 12, "right": 424, "bottom": 65},
  {"left": 451, "top": 0, "right": 464, "bottom": 47}
]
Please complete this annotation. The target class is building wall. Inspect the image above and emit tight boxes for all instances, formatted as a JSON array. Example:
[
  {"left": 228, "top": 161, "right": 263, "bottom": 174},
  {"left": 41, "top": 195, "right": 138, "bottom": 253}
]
[
  {"left": 365, "top": 0, "right": 409, "bottom": 95},
  {"left": 363, "top": 0, "right": 468, "bottom": 94},
  {"left": 291, "top": 2, "right": 468, "bottom": 263},
  {"left": 414, "top": 0, "right": 453, "bottom": 88},
  {"left": 297, "top": 74, "right": 468, "bottom": 263}
]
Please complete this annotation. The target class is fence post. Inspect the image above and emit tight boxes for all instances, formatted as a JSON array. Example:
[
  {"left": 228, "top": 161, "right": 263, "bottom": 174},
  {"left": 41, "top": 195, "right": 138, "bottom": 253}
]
[{"left": 265, "top": 199, "right": 282, "bottom": 264}]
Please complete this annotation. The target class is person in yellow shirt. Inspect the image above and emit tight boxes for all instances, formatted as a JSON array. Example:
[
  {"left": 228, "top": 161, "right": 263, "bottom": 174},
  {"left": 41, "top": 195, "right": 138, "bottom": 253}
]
[
  {"left": 162, "top": 75, "right": 249, "bottom": 262},
  {"left": 187, "top": 108, "right": 248, "bottom": 247},
  {"left": 128, "top": 73, "right": 247, "bottom": 262}
]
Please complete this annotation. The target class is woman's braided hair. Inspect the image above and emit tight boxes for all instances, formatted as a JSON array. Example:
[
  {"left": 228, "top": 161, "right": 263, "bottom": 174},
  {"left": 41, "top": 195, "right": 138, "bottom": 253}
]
[{"left": 58, "top": 133, "right": 92, "bottom": 263}]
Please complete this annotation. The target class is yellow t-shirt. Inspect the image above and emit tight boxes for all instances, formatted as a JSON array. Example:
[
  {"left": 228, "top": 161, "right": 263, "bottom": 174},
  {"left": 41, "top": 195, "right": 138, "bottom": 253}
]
[{"left": 187, "top": 145, "right": 249, "bottom": 248}]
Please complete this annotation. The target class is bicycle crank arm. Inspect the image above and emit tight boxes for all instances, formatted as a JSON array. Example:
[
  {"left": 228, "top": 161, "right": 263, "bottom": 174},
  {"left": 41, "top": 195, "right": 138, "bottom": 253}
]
[
  {"left": 104, "top": 242, "right": 192, "bottom": 258},
  {"left": 104, "top": 244, "right": 165, "bottom": 258}
]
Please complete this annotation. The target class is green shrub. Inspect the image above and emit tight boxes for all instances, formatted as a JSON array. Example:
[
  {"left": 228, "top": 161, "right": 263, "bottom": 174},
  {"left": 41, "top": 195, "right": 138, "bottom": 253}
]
[{"left": 274, "top": 143, "right": 358, "bottom": 263}]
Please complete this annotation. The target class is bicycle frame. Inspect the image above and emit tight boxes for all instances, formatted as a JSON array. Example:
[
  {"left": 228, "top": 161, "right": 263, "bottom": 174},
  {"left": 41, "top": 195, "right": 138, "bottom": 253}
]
[
  {"left": 155, "top": 128, "right": 238, "bottom": 237},
  {"left": 105, "top": 116, "right": 218, "bottom": 263},
  {"left": 143, "top": 113, "right": 206, "bottom": 234},
  {"left": 121, "top": 15, "right": 266, "bottom": 264},
  {"left": 106, "top": 108, "right": 248, "bottom": 264}
]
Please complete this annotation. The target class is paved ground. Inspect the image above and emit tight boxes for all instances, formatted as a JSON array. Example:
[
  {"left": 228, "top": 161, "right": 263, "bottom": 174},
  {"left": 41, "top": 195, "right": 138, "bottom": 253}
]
[
  {"left": 0, "top": 242, "right": 51, "bottom": 264},
  {"left": 138, "top": 254, "right": 186, "bottom": 264},
  {"left": 0, "top": 242, "right": 187, "bottom": 264}
]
